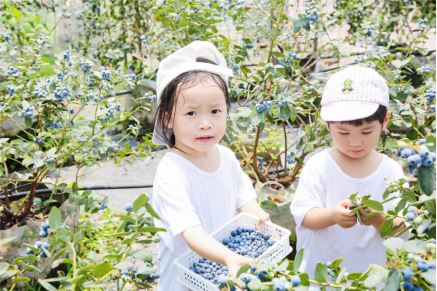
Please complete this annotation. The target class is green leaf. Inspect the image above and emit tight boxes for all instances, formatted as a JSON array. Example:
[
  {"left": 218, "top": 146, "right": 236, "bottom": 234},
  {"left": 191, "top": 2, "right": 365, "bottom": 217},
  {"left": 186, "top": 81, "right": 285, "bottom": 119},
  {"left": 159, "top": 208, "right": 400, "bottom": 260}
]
[
  {"left": 426, "top": 135, "right": 436, "bottom": 152},
  {"left": 138, "top": 226, "right": 166, "bottom": 233},
  {"left": 133, "top": 194, "right": 147, "bottom": 212},
  {"left": 0, "top": 138, "right": 9, "bottom": 144},
  {"left": 418, "top": 166, "right": 435, "bottom": 196},
  {"left": 364, "top": 200, "right": 384, "bottom": 212},
  {"left": 93, "top": 263, "right": 112, "bottom": 278},
  {"left": 314, "top": 263, "right": 328, "bottom": 283},
  {"left": 130, "top": 251, "right": 153, "bottom": 263},
  {"left": 236, "top": 264, "right": 249, "bottom": 279},
  {"left": 364, "top": 212, "right": 378, "bottom": 221},
  {"left": 293, "top": 19, "right": 304, "bottom": 33},
  {"left": 113, "top": 260, "right": 131, "bottom": 270},
  {"left": 392, "top": 58, "right": 411, "bottom": 69},
  {"left": 330, "top": 258, "right": 343, "bottom": 270},
  {"left": 25, "top": 118, "right": 33, "bottom": 128},
  {"left": 385, "top": 269, "right": 401, "bottom": 291},
  {"left": 40, "top": 64, "right": 56, "bottom": 77},
  {"left": 364, "top": 270, "right": 385, "bottom": 289},
  {"left": 421, "top": 269, "right": 436, "bottom": 285},
  {"left": 425, "top": 199, "right": 436, "bottom": 217},
  {"left": 247, "top": 276, "right": 262, "bottom": 290},
  {"left": 38, "top": 279, "right": 58, "bottom": 291},
  {"left": 304, "top": 125, "right": 312, "bottom": 136},
  {"left": 380, "top": 218, "right": 394, "bottom": 238},
  {"left": 261, "top": 200, "right": 277, "bottom": 210},
  {"left": 383, "top": 237, "right": 404, "bottom": 253},
  {"left": 0, "top": 263, "right": 9, "bottom": 276},
  {"left": 294, "top": 248, "right": 304, "bottom": 274},
  {"left": 49, "top": 206, "right": 61, "bottom": 229},
  {"left": 0, "top": 236, "right": 17, "bottom": 246},
  {"left": 278, "top": 106, "right": 291, "bottom": 121},
  {"left": 145, "top": 203, "right": 161, "bottom": 220}
]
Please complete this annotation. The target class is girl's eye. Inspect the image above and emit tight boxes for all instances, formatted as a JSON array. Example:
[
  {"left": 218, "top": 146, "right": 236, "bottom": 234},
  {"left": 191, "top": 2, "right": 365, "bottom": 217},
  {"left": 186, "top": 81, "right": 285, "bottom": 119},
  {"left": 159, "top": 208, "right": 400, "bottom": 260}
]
[
  {"left": 363, "top": 131, "right": 373, "bottom": 135},
  {"left": 212, "top": 109, "right": 221, "bottom": 114},
  {"left": 187, "top": 111, "right": 196, "bottom": 116}
]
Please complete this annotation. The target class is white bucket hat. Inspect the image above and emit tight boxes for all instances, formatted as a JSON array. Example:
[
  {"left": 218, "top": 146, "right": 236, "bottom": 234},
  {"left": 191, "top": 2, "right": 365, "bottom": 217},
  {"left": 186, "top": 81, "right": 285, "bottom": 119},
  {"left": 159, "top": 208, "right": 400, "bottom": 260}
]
[
  {"left": 152, "top": 41, "right": 233, "bottom": 146},
  {"left": 321, "top": 66, "right": 389, "bottom": 122}
]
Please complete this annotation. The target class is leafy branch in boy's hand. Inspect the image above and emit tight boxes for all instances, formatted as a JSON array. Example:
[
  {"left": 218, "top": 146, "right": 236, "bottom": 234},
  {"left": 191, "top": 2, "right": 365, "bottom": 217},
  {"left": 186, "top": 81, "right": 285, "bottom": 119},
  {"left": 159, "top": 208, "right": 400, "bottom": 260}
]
[{"left": 348, "top": 193, "right": 376, "bottom": 225}]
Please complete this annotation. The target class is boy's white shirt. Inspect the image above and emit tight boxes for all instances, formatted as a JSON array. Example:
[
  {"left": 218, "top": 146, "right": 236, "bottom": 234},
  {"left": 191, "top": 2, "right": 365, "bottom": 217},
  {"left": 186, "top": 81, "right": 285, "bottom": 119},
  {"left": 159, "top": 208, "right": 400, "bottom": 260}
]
[
  {"left": 290, "top": 148, "right": 409, "bottom": 277},
  {"left": 152, "top": 145, "right": 256, "bottom": 291}
]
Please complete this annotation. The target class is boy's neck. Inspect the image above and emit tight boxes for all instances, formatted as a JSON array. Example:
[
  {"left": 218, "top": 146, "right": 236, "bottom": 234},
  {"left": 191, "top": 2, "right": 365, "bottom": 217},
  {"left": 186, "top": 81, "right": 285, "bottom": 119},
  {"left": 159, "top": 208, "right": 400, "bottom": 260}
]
[{"left": 328, "top": 147, "right": 383, "bottom": 179}]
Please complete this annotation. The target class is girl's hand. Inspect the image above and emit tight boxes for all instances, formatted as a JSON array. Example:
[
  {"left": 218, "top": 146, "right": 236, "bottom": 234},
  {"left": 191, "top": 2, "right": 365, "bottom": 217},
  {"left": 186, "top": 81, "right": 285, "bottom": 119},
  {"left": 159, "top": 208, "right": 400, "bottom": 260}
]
[
  {"left": 257, "top": 211, "right": 270, "bottom": 226},
  {"left": 224, "top": 252, "right": 255, "bottom": 279}
]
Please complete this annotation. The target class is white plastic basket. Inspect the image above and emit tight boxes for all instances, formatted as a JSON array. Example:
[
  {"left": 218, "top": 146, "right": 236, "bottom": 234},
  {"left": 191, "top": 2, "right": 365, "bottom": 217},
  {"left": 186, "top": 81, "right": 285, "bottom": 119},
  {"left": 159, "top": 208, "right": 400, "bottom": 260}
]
[{"left": 175, "top": 212, "right": 292, "bottom": 291}]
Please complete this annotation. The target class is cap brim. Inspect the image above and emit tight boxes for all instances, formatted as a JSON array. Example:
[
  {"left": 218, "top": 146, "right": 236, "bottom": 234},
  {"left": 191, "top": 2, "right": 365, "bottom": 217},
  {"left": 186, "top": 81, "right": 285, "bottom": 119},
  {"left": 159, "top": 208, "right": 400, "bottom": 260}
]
[{"left": 321, "top": 101, "right": 379, "bottom": 122}]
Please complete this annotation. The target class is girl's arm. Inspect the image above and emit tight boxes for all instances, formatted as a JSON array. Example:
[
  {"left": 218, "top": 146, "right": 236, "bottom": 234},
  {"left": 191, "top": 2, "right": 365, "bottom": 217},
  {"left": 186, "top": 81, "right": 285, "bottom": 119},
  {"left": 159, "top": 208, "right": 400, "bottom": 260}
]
[
  {"left": 238, "top": 199, "right": 270, "bottom": 225},
  {"left": 182, "top": 225, "right": 254, "bottom": 278}
]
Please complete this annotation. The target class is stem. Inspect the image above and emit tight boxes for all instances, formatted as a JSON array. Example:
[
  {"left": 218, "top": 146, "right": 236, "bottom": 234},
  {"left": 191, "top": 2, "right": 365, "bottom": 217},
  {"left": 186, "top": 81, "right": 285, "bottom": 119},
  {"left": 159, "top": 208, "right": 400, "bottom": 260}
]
[
  {"left": 282, "top": 122, "right": 288, "bottom": 176},
  {"left": 2, "top": 155, "right": 10, "bottom": 208}
]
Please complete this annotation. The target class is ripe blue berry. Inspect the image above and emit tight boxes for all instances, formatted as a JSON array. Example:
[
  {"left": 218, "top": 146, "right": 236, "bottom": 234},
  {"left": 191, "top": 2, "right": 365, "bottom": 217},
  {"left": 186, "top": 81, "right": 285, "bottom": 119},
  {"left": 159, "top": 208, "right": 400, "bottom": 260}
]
[
  {"left": 402, "top": 268, "right": 413, "bottom": 280},
  {"left": 35, "top": 241, "right": 43, "bottom": 248},
  {"left": 402, "top": 281, "right": 415, "bottom": 291},
  {"left": 291, "top": 275, "right": 301, "bottom": 286},
  {"left": 273, "top": 279, "right": 286, "bottom": 291},
  {"left": 418, "top": 261, "right": 429, "bottom": 271},
  {"left": 124, "top": 203, "right": 133, "bottom": 211},
  {"left": 39, "top": 230, "right": 48, "bottom": 237},
  {"left": 26, "top": 248, "right": 34, "bottom": 255},
  {"left": 42, "top": 242, "right": 50, "bottom": 249},
  {"left": 249, "top": 263, "right": 257, "bottom": 272}
]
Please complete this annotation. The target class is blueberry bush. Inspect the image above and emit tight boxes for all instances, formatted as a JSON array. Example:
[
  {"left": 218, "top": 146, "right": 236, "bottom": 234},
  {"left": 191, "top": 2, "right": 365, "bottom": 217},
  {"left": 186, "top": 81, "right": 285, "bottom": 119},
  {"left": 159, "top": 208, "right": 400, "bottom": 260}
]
[
  {"left": 0, "top": 2, "right": 155, "bottom": 229},
  {"left": 0, "top": 194, "right": 164, "bottom": 290}
]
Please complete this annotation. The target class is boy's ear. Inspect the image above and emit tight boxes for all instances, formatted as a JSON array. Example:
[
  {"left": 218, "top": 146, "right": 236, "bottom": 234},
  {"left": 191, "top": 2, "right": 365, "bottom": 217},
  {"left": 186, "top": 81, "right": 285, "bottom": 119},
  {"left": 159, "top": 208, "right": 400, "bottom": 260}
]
[
  {"left": 382, "top": 111, "right": 391, "bottom": 130},
  {"left": 325, "top": 121, "right": 331, "bottom": 131}
]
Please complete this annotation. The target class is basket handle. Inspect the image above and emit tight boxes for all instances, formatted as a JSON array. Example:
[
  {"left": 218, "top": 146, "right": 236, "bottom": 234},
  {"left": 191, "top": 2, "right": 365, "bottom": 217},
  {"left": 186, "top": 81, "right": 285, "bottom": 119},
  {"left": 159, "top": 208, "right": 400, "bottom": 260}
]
[{"left": 259, "top": 181, "right": 289, "bottom": 201}]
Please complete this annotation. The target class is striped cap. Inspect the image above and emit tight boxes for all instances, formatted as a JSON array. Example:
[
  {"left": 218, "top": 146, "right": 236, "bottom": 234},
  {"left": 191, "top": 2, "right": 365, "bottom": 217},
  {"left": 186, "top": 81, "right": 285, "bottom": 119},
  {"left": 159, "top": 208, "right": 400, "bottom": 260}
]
[{"left": 320, "top": 66, "right": 389, "bottom": 122}]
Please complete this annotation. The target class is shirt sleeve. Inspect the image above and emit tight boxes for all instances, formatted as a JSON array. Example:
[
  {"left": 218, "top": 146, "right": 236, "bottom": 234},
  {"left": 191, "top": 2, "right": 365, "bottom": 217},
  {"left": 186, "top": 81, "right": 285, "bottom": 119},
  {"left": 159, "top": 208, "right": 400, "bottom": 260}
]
[
  {"left": 385, "top": 160, "right": 410, "bottom": 241},
  {"left": 230, "top": 149, "right": 257, "bottom": 210},
  {"left": 152, "top": 167, "right": 201, "bottom": 249},
  {"left": 290, "top": 158, "right": 325, "bottom": 231}
]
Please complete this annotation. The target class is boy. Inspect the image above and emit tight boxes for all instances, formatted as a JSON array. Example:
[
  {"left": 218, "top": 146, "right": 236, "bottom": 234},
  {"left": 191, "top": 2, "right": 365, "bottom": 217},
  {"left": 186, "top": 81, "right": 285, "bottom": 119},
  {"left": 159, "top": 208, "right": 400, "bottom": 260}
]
[{"left": 290, "top": 66, "right": 409, "bottom": 276}]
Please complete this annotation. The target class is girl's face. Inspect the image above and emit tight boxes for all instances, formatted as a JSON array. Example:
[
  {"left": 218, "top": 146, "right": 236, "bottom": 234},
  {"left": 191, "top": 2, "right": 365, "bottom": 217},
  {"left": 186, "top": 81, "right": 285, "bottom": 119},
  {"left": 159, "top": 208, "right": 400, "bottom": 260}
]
[{"left": 168, "top": 79, "right": 227, "bottom": 156}]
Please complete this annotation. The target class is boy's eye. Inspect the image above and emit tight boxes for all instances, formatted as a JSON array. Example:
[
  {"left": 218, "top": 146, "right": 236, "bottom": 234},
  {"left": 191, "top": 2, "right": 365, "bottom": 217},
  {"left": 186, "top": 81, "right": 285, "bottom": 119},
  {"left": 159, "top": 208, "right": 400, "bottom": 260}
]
[
  {"left": 187, "top": 111, "right": 196, "bottom": 116},
  {"left": 363, "top": 131, "right": 373, "bottom": 135},
  {"left": 339, "top": 132, "right": 348, "bottom": 135},
  {"left": 212, "top": 109, "right": 221, "bottom": 114}
]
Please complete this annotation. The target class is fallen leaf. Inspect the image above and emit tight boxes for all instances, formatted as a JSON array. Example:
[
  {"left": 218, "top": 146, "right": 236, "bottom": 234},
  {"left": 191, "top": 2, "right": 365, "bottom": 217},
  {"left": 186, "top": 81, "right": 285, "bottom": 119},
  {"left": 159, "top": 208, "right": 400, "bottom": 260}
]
[
  {"left": 35, "top": 213, "right": 44, "bottom": 219},
  {"left": 273, "top": 194, "right": 286, "bottom": 203}
]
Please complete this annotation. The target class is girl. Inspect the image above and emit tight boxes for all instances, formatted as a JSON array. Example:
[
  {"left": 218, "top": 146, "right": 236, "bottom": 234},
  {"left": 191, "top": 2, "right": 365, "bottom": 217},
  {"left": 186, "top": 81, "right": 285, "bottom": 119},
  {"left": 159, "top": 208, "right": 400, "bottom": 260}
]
[{"left": 151, "top": 41, "right": 270, "bottom": 290}]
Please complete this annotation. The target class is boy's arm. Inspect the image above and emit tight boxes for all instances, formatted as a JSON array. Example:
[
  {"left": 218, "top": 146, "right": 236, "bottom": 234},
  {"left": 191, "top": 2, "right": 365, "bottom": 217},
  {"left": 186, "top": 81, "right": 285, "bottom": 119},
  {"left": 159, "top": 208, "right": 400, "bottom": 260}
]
[
  {"left": 237, "top": 199, "right": 270, "bottom": 225},
  {"left": 182, "top": 225, "right": 254, "bottom": 278},
  {"left": 302, "top": 199, "right": 358, "bottom": 229},
  {"left": 358, "top": 209, "right": 406, "bottom": 236}
]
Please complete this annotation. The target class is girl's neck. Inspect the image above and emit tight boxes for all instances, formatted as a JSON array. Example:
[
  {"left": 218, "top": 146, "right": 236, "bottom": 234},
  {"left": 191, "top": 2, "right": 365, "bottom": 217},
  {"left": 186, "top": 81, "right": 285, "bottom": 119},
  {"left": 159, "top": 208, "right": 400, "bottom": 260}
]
[{"left": 170, "top": 144, "right": 221, "bottom": 173}]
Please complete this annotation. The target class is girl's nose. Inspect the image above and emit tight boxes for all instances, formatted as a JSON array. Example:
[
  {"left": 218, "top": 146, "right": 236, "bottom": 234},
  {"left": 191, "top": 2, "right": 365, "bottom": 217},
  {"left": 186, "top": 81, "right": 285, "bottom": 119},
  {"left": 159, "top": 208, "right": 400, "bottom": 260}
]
[{"left": 199, "top": 119, "right": 212, "bottom": 130}]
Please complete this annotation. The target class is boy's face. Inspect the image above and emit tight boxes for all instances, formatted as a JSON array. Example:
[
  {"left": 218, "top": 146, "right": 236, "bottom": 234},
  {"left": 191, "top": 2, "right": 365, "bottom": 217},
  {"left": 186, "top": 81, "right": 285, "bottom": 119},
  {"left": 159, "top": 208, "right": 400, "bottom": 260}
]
[
  {"left": 168, "top": 79, "right": 227, "bottom": 156},
  {"left": 326, "top": 112, "right": 390, "bottom": 159}
]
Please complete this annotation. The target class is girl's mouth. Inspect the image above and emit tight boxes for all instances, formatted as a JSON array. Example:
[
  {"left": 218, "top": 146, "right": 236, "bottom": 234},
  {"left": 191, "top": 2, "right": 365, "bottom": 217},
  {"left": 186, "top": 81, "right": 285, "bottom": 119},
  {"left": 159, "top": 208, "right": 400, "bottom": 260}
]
[{"left": 196, "top": 136, "right": 213, "bottom": 142}]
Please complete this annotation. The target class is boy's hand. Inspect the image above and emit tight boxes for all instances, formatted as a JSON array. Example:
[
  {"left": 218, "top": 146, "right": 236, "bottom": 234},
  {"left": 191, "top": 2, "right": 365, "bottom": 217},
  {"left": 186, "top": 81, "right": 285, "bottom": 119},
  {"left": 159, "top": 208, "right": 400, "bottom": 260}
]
[
  {"left": 332, "top": 199, "right": 357, "bottom": 228},
  {"left": 224, "top": 252, "right": 255, "bottom": 279},
  {"left": 359, "top": 208, "right": 384, "bottom": 227}
]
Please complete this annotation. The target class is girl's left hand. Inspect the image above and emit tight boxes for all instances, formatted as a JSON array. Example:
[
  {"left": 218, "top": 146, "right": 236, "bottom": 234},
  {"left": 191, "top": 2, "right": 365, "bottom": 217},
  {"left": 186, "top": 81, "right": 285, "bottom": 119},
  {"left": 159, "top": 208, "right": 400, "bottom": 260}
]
[{"left": 358, "top": 208, "right": 383, "bottom": 227}]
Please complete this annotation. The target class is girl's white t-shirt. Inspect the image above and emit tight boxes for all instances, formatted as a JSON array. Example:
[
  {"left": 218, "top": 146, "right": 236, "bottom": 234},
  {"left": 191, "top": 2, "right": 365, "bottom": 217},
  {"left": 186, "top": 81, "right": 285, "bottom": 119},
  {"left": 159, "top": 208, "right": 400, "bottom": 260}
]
[
  {"left": 290, "top": 149, "right": 409, "bottom": 277},
  {"left": 152, "top": 145, "right": 256, "bottom": 291}
]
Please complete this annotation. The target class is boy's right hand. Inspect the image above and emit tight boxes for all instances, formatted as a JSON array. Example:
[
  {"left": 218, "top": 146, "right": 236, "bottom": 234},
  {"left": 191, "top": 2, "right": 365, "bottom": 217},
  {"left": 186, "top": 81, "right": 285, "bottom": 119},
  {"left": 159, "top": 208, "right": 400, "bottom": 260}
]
[
  {"left": 224, "top": 252, "right": 255, "bottom": 279},
  {"left": 331, "top": 199, "right": 357, "bottom": 228}
]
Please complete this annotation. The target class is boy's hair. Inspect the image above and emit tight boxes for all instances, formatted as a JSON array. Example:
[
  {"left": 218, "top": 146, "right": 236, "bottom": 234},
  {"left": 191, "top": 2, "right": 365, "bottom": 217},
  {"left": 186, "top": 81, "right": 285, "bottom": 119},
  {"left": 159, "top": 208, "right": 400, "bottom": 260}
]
[
  {"left": 153, "top": 58, "right": 230, "bottom": 148},
  {"left": 327, "top": 105, "right": 387, "bottom": 127}
]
